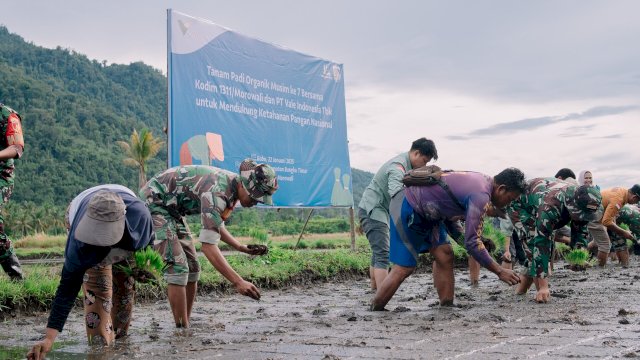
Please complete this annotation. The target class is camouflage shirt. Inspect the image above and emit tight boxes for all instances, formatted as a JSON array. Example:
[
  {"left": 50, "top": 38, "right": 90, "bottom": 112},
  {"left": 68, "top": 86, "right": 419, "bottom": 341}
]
[
  {"left": 611, "top": 205, "right": 640, "bottom": 248},
  {"left": 0, "top": 105, "right": 25, "bottom": 180},
  {"left": 142, "top": 165, "right": 240, "bottom": 236},
  {"left": 506, "top": 177, "right": 589, "bottom": 278},
  {"left": 617, "top": 205, "right": 640, "bottom": 236}
]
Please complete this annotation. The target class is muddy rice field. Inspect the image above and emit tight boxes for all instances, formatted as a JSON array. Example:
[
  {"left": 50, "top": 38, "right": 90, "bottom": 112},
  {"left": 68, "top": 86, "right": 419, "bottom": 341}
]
[{"left": 1, "top": 260, "right": 640, "bottom": 359}]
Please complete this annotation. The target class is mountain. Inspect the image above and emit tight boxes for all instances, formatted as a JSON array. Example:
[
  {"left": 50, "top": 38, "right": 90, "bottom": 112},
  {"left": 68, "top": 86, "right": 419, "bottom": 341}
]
[{"left": 0, "top": 26, "right": 373, "bottom": 207}]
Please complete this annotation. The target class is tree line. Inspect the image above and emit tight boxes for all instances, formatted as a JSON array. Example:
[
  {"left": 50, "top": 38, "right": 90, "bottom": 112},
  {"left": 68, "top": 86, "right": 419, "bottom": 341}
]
[{"left": 0, "top": 26, "right": 373, "bottom": 239}]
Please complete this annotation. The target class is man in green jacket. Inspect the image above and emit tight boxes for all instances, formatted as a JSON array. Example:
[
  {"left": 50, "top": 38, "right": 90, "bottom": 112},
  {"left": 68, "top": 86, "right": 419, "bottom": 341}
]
[{"left": 357, "top": 138, "right": 438, "bottom": 291}]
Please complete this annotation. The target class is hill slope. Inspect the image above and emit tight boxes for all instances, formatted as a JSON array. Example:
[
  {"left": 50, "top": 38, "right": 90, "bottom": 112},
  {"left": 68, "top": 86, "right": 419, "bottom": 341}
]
[{"left": 0, "top": 26, "right": 373, "bottom": 208}]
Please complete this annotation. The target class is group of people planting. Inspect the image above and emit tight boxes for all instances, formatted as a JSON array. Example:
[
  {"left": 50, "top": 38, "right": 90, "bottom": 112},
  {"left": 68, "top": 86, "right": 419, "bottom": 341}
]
[
  {"left": 358, "top": 138, "right": 640, "bottom": 308},
  {"left": 0, "top": 103, "right": 635, "bottom": 360},
  {"left": 26, "top": 160, "right": 278, "bottom": 359}
]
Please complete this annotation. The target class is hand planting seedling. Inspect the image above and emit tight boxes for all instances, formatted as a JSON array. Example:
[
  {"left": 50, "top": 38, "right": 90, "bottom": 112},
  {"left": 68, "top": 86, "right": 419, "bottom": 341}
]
[
  {"left": 117, "top": 247, "right": 166, "bottom": 284},
  {"left": 247, "top": 244, "right": 269, "bottom": 255}
]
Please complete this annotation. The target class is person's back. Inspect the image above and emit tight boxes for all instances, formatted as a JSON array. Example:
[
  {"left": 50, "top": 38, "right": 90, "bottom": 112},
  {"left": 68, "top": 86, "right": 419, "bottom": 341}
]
[
  {"left": 404, "top": 171, "right": 493, "bottom": 220},
  {"left": 403, "top": 171, "right": 496, "bottom": 268},
  {"left": 371, "top": 167, "right": 525, "bottom": 310},
  {"left": 618, "top": 205, "right": 640, "bottom": 235},
  {"left": 600, "top": 187, "right": 628, "bottom": 224},
  {"left": 142, "top": 160, "right": 277, "bottom": 329},
  {"left": 358, "top": 153, "right": 411, "bottom": 224},
  {"left": 507, "top": 177, "right": 567, "bottom": 237},
  {"left": 143, "top": 165, "right": 238, "bottom": 216}
]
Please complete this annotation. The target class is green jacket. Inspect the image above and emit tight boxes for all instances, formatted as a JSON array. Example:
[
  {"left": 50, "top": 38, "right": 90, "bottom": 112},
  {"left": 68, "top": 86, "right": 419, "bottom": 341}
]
[{"left": 358, "top": 152, "right": 411, "bottom": 225}]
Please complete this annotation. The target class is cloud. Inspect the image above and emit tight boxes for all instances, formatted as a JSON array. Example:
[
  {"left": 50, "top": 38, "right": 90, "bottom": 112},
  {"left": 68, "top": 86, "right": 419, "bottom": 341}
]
[
  {"left": 559, "top": 124, "right": 596, "bottom": 138},
  {"left": 452, "top": 105, "right": 638, "bottom": 139},
  {"left": 597, "top": 134, "right": 623, "bottom": 139},
  {"left": 348, "top": 143, "right": 378, "bottom": 153}
]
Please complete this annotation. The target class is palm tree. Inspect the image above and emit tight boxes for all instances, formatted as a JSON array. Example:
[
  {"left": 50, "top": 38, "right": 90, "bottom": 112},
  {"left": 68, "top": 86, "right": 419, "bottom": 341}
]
[{"left": 117, "top": 128, "right": 164, "bottom": 189}]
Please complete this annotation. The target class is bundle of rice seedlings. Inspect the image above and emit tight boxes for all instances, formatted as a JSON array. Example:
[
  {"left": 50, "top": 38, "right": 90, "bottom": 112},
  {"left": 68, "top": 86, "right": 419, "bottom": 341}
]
[
  {"left": 117, "top": 247, "right": 166, "bottom": 284},
  {"left": 565, "top": 248, "right": 590, "bottom": 268},
  {"left": 555, "top": 242, "right": 571, "bottom": 259}
]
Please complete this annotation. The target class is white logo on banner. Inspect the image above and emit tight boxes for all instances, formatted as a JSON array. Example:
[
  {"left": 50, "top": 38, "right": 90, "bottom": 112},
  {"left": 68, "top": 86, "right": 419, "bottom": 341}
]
[{"left": 322, "top": 63, "right": 341, "bottom": 82}]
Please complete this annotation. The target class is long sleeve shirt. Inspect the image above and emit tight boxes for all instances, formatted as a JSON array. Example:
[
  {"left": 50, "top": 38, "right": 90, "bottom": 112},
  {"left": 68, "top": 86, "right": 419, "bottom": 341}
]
[
  {"left": 600, "top": 187, "right": 629, "bottom": 227},
  {"left": 358, "top": 152, "right": 412, "bottom": 225},
  {"left": 404, "top": 171, "right": 494, "bottom": 267},
  {"left": 506, "top": 178, "right": 589, "bottom": 278},
  {"left": 47, "top": 187, "right": 154, "bottom": 332}
]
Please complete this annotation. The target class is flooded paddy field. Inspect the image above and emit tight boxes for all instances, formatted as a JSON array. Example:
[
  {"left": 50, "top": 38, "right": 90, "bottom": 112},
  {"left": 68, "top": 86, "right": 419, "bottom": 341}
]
[{"left": 2, "top": 260, "right": 640, "bottom": 359}]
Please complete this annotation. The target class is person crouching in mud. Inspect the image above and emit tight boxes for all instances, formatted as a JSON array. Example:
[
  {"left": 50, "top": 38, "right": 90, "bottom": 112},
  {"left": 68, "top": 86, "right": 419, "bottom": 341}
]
[
  {"left": 28, "top": 185, "right": 154, "bottom": 360},
  {"left": 371, "top": 168, "right": 526, "bottom": 310},
  {"left": 140, "top": 159, "right": 278, "bottom": 328}
]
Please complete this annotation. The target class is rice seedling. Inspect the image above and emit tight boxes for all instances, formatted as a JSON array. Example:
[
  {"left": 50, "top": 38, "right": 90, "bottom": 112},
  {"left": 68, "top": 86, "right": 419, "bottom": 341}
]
[
  {"left": 116, "top": 247, "right": 166, "bottom": 284},
  {"left": 565, "top": 248, "right": 590, "bottom": 271}
]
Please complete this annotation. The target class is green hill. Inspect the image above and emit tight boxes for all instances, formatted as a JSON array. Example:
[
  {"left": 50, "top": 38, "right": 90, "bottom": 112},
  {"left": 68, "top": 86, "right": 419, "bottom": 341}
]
[
  {"left": 0, "top": 26, "right": 166, "bottom": 205},
  {"left": 0, "top": 26, "right": 373, "bottom": 212}
]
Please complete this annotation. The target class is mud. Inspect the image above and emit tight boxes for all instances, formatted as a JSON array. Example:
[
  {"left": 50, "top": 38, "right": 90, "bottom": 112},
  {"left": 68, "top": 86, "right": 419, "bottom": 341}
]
[{"left": 2, "top": 259, "right": 640, "bottom": 359}]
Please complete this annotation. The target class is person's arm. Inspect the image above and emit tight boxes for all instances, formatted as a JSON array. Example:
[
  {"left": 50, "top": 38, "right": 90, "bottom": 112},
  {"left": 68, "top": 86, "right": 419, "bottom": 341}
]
[
  {"left": 0, "top": 112, "right": 24, "bottom": 160},
  {"left": 502, "top": 235, "right": 512, "bottom": 262},
  {"left": 0, "top": 146, "right": 19, "bottom": 160},
  {"left": 499, "top": 217, "right": 514, "bottom": 262},
  {"left": 27, "top": 328, "right": 58, "bottom": 360},
  {"left": 602, "top": 193, "right": 633, "bottom": 239},
  {"left": 464, "top": 194, "right": 519, "bottom": 284},
  {"left": 386, "top": 162, "right": 406, "bottom": 198},
  {"left": 606, "top": 221, "right": 634, "bottom": 240},
  {"left": 200, "top": 240, "right": 260, "bottom": 300},
  {"left": 28, "top": 262, "right": 86, "bottom": 359}
]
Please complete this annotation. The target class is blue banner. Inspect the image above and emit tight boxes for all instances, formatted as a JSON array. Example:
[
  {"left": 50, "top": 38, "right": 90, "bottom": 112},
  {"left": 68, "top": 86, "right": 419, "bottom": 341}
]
[{"left": 167, "top": 10, "right": 352, "bottom": 207}]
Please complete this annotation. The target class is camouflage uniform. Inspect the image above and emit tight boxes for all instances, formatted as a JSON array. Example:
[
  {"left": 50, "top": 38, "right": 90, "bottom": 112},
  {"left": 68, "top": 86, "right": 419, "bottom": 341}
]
[
  {"left": 506, "top": 178, "right": 602, "bottom": 278},
  {"left": 611, "top": 205, "right": 640, "bottom": 251},
  {"left": 140, "top": 166, "right": 235, "bottom": 286},
  {"left": 140, "top": 162, "right": 278, "bottom": 286},
  {"left": 0, "top": 103, "right": 25, "bottom": 280}
]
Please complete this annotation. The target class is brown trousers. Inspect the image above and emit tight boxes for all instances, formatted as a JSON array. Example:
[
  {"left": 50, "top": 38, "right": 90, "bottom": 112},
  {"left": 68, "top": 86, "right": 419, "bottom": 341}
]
[{"left": 82, "top": 262, "right": 136, "bottom": 345}]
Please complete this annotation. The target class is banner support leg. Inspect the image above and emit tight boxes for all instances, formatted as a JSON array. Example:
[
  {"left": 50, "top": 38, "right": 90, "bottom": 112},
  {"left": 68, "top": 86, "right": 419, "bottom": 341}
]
[
  {"left": 349, "top": 207, "right": 356, "bottom": 251},
  {"left": 295, "top": 209, "right": 314, "bottom": 249}
]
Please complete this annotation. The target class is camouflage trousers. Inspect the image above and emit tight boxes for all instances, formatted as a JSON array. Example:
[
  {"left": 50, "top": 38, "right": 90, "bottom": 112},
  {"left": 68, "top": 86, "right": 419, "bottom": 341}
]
[
  {"left": 148, "top": 204, "right": 200, "bottom": 286},
  {"left": 83, "top": 261, "right": 136, "bottom": 346},
  {"left": 610, "top": 231, "right": 629, "bottom": 252},
  {"left": 0, "top": 177, "right": 14, "bottom": 260}
]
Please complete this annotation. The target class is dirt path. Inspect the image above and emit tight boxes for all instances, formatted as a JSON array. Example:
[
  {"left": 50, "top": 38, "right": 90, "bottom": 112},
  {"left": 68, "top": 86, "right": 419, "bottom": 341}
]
[{"left": 2, "top": 260, "right": 640, "bottom": 359}]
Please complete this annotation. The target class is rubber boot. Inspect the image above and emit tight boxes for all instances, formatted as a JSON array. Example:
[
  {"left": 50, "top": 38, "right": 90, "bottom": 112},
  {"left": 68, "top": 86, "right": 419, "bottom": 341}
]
[{"left": 1, "top": 252, "right": 24, "bottom": 281}]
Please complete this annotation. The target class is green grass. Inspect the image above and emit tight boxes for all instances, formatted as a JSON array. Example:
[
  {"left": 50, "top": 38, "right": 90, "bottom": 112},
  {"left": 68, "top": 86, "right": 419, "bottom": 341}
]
[
  {"left": 11, "top": 233, "right": 370, "bottom": 259},
  {"left": 1, "top": 248, "right": 371, "bottom": 314},
  {"left": 0, "top": 265, "right": 64, "bottom": 312},
  {"left": 14, "top": 247, "right": 65, "bottom": 259}
]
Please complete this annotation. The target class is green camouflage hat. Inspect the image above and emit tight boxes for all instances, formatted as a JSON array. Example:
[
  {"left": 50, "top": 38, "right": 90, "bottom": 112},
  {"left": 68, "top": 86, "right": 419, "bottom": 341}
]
[
  {"left": 566, "top": 185, "right": 603, "bottom": 222},
  {"left": 239, "top": 159, "right": 278, "bottom": 205}
]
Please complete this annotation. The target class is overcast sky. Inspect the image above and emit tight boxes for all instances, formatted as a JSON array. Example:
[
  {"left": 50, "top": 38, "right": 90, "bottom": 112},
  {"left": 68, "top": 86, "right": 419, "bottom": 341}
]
[{"left": 2, "top": 1, "right": 639, "bottom": 188}]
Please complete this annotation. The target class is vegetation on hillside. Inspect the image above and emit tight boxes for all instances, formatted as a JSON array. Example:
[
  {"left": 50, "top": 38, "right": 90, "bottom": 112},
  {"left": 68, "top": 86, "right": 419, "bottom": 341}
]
[{"left": 0, "top": 26, "right": 374, "bottom": 238}]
